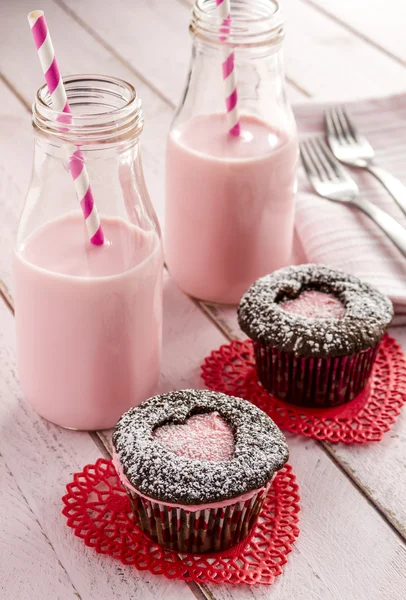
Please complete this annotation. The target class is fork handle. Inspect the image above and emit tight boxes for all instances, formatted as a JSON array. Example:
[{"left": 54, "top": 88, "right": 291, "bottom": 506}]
[
  {"left": 367, "top": 164, "right": 406, "bottom": 217},
  {"left": 353, "top": 197, "right": 406, "bottom": 257}
]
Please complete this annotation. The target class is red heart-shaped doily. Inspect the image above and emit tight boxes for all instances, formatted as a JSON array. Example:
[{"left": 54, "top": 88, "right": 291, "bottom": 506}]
[
  {"left": 62, "top": 458, "right": 300, "bottom": 585},
  {"left": 201, "top": 334, "right": 406, "bottom": 443}
]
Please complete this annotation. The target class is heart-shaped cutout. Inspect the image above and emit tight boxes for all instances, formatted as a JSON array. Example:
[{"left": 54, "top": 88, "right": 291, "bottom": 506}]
[
  {"left": 153, "top": 412, "right": 234, "bottom": 462},
  {"left": 279, "top": 290, "right": 345, "bottom": 319}
]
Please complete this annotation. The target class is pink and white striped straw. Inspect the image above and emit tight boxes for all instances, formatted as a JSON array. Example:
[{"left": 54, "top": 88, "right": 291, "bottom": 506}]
[
  {"left": 27, "top": 10, "right": 104, "bottom": 246},
  {"left": 216, "top": 0, "right": 240, "bottom": 136}
]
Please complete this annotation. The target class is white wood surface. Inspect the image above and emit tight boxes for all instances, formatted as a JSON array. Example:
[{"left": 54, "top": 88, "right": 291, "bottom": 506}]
[
  {"left": 0, "top": 454, "right": 78, "bottom": 600},
  {"left": 303, "top": 0, "right": 406, "bottom": 64},
  {"left": 58, "top": 0, "right": 307, "bottom": 104},
  {"left": 0, "top": 80, "right": 31, "bottom": 300},
  {"left": 0, "top": 304, "right": 195, "bottom": 600},
  {"left": 48, "top": 0, "right": 406, "bottom": 541},
  {"left": 62, "top": 0, "right": 406, "bottom": 102},
  {"left": 2, "top": 239, "right": 406, "bottom": 600},
  {"left": 1, "top": 1, "right": 406, "bottom": 599},
  {"left": 281, "top": 0, "right": 406, "bottom": 99},
  {"left": 0, "top": 0, "right": 173, "bottom": 236}
]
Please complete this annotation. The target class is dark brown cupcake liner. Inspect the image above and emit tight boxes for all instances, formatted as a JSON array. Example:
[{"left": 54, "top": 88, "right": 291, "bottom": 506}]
[
  {"left": 253, "top": 342, "right": 379, "bottom": 408},
  {"left": 125, "top": 486, "right": 268, "bottom": 554}
]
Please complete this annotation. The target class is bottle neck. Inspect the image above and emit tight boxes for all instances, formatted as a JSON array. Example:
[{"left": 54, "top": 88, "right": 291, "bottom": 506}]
[
  {"left": 32, "top": 75, "right": 143, "bottom": 149},
  {"left": 20, "top": 77, "right": 159, "bottom": 249},
  {"left": 190, "top": 0, "right": 284, "bottom": 51},
  {"left": 173, "top": 0, "right": 292, "bottom": 137}
]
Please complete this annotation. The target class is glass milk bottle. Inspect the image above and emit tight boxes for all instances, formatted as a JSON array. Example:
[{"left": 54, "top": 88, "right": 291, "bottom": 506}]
[
  {"left": 13, "top": 76, "right": 163, "bottom": 430},
  {"left": 165, "top": 0, "right": 298, "bottom": 304}
]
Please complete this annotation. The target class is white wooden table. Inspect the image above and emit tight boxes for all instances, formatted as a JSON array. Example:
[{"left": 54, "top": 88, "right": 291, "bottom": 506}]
[{"left": 1, "top": 1, "right": 406, "bottom": 598}]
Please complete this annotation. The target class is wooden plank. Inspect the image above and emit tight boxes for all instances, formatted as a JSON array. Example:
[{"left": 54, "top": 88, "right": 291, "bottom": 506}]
[
  {"left": 184, "top": 0, "right": 406, "bottom": 99},
  {"left": 0, "top": 0, "right": 174, "bottom": 238},
  {"left": 325, "top": 325, "right": 406, "bottom": 539},
  {"left": 0, "top": 454, "right": 78, "bottom": 600},
  {"left": 0, "top": 301, "right": 196, "bottom": 600},
  {"left": 56, "top": 0, "right": 308, "bottom": 104},
  {"left": 0, "top": 79, "right": 32, "bottom": 298},
  {"left": 60, "top": 0, "right": 406, "bottom": 104},
  {"left": 280, "top": 0, "right": 406, "bottom": 100},
  {"left": 2, "top": 274, "right": 406, "bottom": 599},
  {"left": 137, "top": 0, "right": 406, "bottom": 540},
  {"left": 1, "top": 1, "right": 406, "bottom": 597},
  {"left": 0, "top": 78, "right": 196, "bottom": 600},
  {"left": 57, "top": 0, "right": 190, "bottom": 105},
  {"left": 98, "top": 419, "right": 406, "bottom": 599},
  {"left": 1, "top": 76, "right": 406, "bottom": 600},
  {"left": 302, "top": 0, "right": 406, "bottom": 64},
  {"left": 0, "top": 83, "right": 406, "bottom": 600}
]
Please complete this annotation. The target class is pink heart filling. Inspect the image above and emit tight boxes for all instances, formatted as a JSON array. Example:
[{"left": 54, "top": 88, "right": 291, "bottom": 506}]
[
  {"left": 153, "top": 412, "right": 234, "bottom": 462},
  {"left": 280, "top": 290, "right": 345, "bottom": 319}
]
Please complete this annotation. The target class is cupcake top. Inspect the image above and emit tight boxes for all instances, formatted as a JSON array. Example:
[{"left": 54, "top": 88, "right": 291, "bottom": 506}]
[
  {"left": 238, "top": 264, "right": 393, "bottom": 358},
  {"left": 112, "top": 390, "right": 289, "bottom": 505}
]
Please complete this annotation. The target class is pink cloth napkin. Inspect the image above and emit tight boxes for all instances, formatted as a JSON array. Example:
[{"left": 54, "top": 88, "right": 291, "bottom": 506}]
[{"left": 293, "top": 94, "right": 406, "bottom": 326}]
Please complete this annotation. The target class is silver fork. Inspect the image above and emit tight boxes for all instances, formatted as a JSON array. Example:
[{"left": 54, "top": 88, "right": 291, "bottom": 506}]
[
  {"left": 300, "top": 137, "right": 406, "bottom": 258},
  {"left": 325, "top": 106, "right": 406, "bottom": 216}
]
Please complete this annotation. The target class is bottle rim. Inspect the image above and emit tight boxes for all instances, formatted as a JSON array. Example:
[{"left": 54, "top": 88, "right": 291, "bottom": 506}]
[
  {"left": 32, "top": 74, "right": 143, "bottom": 144},
  {"left": 190, "top": 0, "right": 284, "bottom": 48}
]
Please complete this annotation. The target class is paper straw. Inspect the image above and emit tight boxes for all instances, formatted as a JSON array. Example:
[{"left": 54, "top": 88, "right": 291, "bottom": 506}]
[
  {"left": 27, "top": 10, "right": 104, "bottom": 246},
  {"left": 216, "top": 0, "right": 240, "bottom": 136}
]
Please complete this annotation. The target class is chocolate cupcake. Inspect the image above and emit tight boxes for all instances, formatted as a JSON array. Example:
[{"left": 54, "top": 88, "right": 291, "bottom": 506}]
[
  {"left": 238, "top": 264, "right": 393, "bottom": 408},
  {"left": 112, "top": 389, "right": 288, "bottom": 553}
]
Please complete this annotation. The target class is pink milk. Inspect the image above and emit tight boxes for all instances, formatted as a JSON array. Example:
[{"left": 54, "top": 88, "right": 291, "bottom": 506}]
[
  {"left": 13, "top": 212, "right": 163, "bottom": 430},
  {"left": 165, "top": 113, "right": 298, "bottom": 304}
]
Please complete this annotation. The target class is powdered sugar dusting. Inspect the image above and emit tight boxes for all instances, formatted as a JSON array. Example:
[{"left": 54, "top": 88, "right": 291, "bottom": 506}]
[
  {"left": 112, "top": 390, "right": 289, "bottom": 505},
  {"left": 238, "top": 264, "right": 393, "bottom": 358},
  {"left": 153, "top": 412, "right": 234, "bottom": 462},
  {"left": 280, "top": 290, "right": 345, "bottom": 319}
]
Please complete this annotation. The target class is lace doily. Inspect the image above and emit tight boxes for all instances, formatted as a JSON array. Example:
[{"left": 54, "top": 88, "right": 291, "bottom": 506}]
[
  {"left": 62, "top": 458, "right": 300, "bottom": 585},
  {"left": 201, "top": 334, "right": 406, "bottom": 443}
]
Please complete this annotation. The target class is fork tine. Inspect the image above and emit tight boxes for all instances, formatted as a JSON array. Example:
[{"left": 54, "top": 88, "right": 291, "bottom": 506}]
[
  {"left": 314, "top": 138, "right": 349, "bottom": 180},
  {"left": 301, "top": 137, "right": 359, "bottom": 198},
  {"left": 314, "top": 138, "right": 359, "bottom": 193},
  {"left": 301, "top": 138, "right": 339, "bottom": 182},
  {"left": 308, "top": 138, "right": 339, "bottom": 181},
  {"left": 300, "top": 138, "right": 327, "bottom": 181},
  {"left": 327, "top": 106, "right": 349, "bottom": 143},
  {"left": 301, "top": 137, "right": 358, "bottom": 188},
  {"left": 325, "top": 110, "right": 337, "bottom": 140},
  {"left": 300, "top": 140, "right": 318, "bottom": 178},
  {"left": 336, "top": 106, "right": 359, "bottom": 141}
]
